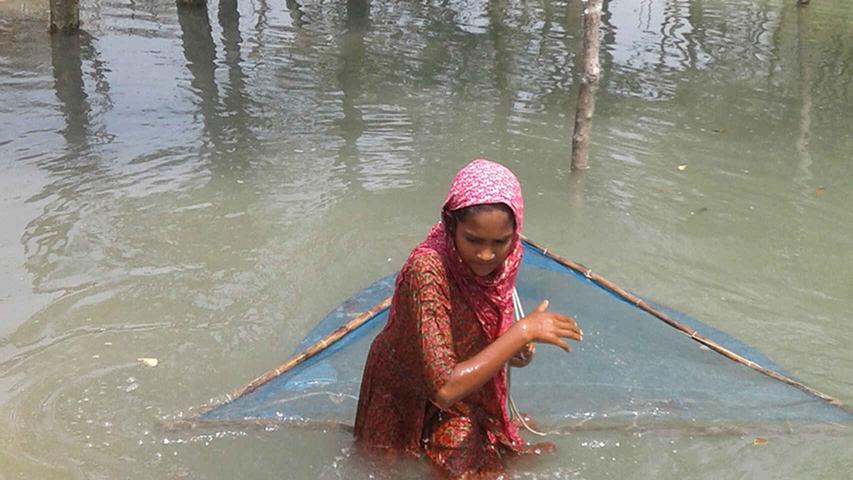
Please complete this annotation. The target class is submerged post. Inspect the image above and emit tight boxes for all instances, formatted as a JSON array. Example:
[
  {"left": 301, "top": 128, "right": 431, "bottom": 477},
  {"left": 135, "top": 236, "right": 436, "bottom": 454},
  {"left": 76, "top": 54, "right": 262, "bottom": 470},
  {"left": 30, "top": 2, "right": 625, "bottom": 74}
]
[
  {"left": 49, "top": 0, "right": 80, "bottom": 33},
  {"left": 570, "top": 0, "right": 603, "bottom": 171}
]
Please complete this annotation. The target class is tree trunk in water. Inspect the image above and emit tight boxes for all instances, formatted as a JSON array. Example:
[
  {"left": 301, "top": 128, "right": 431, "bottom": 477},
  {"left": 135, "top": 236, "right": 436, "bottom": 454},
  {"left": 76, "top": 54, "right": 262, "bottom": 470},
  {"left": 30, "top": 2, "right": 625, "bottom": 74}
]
[
  {"left": 570, "top": 0, "right": 603, "bottom": 171},
  {"left": 49, "top": 0, "right": 80, "bottom": 33}
]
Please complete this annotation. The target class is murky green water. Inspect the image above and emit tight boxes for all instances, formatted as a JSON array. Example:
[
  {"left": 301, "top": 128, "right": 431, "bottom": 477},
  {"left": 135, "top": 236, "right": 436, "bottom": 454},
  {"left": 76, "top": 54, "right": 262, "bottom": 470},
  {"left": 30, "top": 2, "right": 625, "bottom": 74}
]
[{"left": 1, "top": 0, "right": 852, "bottom": 478}]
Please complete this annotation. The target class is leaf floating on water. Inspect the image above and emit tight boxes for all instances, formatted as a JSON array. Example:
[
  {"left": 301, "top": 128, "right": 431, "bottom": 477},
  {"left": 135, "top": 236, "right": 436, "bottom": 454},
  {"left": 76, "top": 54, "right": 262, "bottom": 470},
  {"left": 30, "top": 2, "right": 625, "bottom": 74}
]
[
  {"left": 138, "top": 357, "right": 159, "bottom": 368},
  {"left": 677, "top": 165, "right": 687, "bottom": 171},
  {"left": 816, "top": 186, "right": 826, "bottom": 196},
  {"left": 753, "top": 437, "right": 768, "bottom": 446}
]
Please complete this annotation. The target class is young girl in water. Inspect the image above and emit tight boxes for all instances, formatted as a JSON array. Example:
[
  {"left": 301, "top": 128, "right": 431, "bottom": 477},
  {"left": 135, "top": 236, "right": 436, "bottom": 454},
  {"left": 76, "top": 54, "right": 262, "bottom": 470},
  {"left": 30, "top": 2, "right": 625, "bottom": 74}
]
[{"left": 354, "top": 159, "right": 583, "bottom": 478}]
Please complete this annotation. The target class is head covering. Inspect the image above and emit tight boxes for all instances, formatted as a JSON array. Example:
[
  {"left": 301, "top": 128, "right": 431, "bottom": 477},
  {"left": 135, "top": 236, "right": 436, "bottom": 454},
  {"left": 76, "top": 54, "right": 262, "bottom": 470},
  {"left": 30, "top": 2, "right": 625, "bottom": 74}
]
[
  {"left": 398, "top": 159, "right": 524, "bottom": 337},
  {"left": 393, "top": 158, "right": 525, "bottom": 445}
]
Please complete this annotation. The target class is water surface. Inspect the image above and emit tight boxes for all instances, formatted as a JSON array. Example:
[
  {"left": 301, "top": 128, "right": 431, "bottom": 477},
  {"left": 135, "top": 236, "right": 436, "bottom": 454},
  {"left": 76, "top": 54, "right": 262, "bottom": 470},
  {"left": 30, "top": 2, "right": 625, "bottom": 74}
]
[{"left": 1, "top": 0, "right": 852, "bottom": 478}]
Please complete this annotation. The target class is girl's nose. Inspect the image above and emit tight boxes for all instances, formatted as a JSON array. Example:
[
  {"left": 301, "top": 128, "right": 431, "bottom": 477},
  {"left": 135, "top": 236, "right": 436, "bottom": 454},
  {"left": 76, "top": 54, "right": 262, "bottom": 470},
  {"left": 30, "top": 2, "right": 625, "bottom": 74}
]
[{"left": 478, "top": 249, "right": 496, "bottom": 261}]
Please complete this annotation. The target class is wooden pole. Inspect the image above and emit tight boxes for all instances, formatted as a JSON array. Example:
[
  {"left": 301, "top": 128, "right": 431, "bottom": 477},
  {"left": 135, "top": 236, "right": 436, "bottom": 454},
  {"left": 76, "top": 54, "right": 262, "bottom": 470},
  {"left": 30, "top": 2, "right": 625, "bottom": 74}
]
[
  {"left": 570, "top": 0, "right": 603, "bottom": 171},
  {"left": 181, "top": 237, "right": 849, "bottom": 429},
  {"left": 520, "top": 236, "right": 848, "bottom": 409},
  {"left": 49, "top": 0, "right": 80, "bottom": 33},
  {"left": 190, "top": 295, "right": 392, "bottom": 417}
]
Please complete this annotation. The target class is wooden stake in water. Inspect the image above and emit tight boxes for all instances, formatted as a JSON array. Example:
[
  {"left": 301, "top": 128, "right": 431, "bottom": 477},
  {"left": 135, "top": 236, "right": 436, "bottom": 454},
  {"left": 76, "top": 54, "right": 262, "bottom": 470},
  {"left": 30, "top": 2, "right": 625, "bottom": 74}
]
[{"left": 570, "top": 0, "right": 603, "bottom": 171}]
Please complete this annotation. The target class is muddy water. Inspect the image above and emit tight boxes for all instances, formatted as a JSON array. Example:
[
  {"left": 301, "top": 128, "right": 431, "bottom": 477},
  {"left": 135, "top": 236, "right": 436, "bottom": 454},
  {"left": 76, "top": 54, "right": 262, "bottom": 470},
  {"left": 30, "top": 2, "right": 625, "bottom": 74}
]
[{"left": 1, "top": 0, "right": 852, "bottom": 478}]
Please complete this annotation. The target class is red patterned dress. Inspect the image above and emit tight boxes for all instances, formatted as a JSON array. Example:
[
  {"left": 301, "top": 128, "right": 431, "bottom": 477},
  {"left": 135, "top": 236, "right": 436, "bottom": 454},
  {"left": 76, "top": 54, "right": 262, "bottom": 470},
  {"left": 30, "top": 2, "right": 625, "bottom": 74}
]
[{"left": 354, "top": 251, "right": 523, "bottom": 478}]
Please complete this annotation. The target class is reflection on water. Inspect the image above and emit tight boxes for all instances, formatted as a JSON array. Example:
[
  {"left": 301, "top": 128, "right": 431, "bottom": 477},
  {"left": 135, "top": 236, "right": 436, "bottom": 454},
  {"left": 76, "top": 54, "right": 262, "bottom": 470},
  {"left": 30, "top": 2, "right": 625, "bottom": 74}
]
[{"left": 1, "top": 0, "right": 852, "bottom": 478}]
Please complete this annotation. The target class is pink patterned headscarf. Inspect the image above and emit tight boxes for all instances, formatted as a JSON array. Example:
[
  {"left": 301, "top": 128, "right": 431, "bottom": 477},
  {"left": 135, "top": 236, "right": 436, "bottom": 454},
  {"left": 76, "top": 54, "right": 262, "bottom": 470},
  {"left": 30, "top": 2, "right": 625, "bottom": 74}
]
[
  {"left": 426, "top": 158, "right": 523, "bottom": 340},
  {"left": 395, "top": 158, "right": 525, "bottom": 445}
]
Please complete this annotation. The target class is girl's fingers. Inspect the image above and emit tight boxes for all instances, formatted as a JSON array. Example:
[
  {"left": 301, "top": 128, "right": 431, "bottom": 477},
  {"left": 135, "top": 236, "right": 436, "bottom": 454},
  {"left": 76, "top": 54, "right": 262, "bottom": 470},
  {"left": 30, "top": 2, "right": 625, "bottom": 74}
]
[
  {"left": 555, "top": 317, "right": 582, "bottom": 338},
  {"left": 558, "top": 330, "right": 583, "bottom": 341},
  {"left": 534, "top": 299, "right": 549, "bottom": 313}
]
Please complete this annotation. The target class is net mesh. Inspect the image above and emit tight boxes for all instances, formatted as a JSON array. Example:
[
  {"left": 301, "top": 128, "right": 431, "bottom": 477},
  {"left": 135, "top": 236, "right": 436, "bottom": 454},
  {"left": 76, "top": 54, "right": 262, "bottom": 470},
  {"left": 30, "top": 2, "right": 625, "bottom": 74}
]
[{"left": 197, "top": 242, "right": 852, "bottom": 431}]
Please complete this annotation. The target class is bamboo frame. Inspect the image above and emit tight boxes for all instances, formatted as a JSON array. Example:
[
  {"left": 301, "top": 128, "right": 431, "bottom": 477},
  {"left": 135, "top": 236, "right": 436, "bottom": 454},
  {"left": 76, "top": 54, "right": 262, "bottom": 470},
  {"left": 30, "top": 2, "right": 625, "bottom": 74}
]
[
  {"left": 187, "top": 236, "right": 848, "bottom": 426},
  {"left": 520, "top": 236, "right": 846, "bottom": 408},
  {"left": 190, "top": 296, "right": 392, "bottom": 418}
]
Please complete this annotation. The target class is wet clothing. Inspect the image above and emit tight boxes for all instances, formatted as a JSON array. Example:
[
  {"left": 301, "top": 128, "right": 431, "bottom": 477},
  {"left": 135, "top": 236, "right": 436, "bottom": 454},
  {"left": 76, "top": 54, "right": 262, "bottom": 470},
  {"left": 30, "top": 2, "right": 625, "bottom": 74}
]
[
  {"left": 353, "top": 159, "right": 527, "bottom": 478},
  {"left": 353, "top": 252, "right": 522, "bottom": 477}
]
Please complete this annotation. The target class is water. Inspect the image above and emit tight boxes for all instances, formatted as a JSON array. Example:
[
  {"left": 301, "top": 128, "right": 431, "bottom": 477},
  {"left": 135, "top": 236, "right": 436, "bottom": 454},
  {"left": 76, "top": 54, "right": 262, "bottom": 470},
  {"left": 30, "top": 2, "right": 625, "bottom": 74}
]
[{"left": 1, "top": 0, "right": 851, "bottom": 478}]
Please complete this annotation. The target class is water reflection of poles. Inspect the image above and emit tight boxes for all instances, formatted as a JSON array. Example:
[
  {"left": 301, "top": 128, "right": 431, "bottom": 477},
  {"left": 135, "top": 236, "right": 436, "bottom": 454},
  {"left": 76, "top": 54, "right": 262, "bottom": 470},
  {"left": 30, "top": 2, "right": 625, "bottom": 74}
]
[
  {"left": 49, "top": 0, "right": 80, "bottom": 32},
  {"left": 50, "top": 30, "right": 91, "bottom": 148},
  {"left": 219, "top": 0, "right": 258, "bottom": 168},
  {"left": 336, "top": 0, "right": 369, "bottom": 172},
  {"left": 570, "top": 0, "right": 602, "bottom": 171},
  {"left": 177, "top": 2, "right": 219, "bottom": 148},
  {"left": 487, "top": 0, "right": 512, "bottom": 148},
  {"left": 795, "top": 3, "right": 813, "bottom": 183},
  {"left": 177, "top": 0, "right": 257, "bottom": 177},
  {"left": 286, "top": 0, "right": 307, "bottom": 27},
  {"left": 30, "top": 30, "right": 102, "bottom": 291},
  {"left": 177, "top": 0, "right": 205, "bottom": 7}
]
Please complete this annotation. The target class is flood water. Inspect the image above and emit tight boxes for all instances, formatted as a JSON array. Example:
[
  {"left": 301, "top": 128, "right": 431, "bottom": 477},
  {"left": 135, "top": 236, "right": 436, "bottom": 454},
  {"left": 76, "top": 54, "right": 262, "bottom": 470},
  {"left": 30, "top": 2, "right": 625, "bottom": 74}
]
[{"left": 1, "top": 0, "right": 852, "bottom": 478}]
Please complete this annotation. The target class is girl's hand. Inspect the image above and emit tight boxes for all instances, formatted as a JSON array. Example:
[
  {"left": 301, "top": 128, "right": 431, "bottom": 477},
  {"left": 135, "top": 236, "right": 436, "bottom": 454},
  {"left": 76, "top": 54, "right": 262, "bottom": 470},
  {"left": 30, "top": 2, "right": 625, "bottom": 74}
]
[
  {"left": 509, "top": 342, "right": 535, "bottom": 368},
  {"left": 518, "top": 299, "right": 583, "bottom": 352}
]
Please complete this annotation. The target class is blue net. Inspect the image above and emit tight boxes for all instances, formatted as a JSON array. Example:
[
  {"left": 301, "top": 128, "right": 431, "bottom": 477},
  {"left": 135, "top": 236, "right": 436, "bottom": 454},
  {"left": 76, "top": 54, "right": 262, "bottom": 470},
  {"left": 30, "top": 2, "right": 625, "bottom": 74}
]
[{"left": 197, "top": 242, "right": 852, "bottom": 431}]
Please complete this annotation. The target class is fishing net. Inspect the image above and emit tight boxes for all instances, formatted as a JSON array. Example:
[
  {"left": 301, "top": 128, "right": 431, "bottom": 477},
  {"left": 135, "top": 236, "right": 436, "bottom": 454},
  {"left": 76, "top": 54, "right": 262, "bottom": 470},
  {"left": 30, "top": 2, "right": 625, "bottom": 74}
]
[{"left": 195, "top": 241, "right": 852, "bottom": 432}]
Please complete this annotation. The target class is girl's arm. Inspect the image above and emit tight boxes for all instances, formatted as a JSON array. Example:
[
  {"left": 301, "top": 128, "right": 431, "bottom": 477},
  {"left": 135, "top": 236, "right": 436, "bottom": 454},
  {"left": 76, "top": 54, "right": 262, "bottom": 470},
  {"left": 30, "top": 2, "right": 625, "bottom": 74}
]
[{"left": 433, "top": 299, "right": 582, "bottom": 409}]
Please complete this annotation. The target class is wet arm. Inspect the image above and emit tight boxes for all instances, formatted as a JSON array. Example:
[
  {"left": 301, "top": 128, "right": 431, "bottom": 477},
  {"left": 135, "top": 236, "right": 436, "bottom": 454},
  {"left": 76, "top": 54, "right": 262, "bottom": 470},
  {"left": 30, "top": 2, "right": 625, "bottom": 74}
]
[
  {"left": 433, "top": 320, "right": 532, "bottom": 409},
  {"left": 433, "top": 300, "right": 581, "bottom": 410}
]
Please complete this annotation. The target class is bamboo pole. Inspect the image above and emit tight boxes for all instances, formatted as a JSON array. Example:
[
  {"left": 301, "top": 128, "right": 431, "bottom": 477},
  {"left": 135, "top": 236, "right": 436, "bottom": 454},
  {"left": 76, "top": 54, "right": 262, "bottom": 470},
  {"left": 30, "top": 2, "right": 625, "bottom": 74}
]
[
  {"left": 49, "top": 0, "right": 80, "bottom": 33},
  {"left": 570, "top": 0, "right": 603, "bottom": 171},
  {"left": 520, "top": 236, "right": 846, "bottom": 408},
  {"left": 189, "top": 237, "right": 847, "bottom": 422},
  {"left": 191, "top": 295, "right": 392, "bottom": 417}
]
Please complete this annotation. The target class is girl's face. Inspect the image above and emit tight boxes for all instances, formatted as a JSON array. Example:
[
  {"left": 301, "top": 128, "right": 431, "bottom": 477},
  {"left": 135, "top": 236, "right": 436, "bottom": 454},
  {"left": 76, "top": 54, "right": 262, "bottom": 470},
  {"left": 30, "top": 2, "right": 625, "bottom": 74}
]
[{"left": 452, "top": 208, "right": 515, "bottom": 277}]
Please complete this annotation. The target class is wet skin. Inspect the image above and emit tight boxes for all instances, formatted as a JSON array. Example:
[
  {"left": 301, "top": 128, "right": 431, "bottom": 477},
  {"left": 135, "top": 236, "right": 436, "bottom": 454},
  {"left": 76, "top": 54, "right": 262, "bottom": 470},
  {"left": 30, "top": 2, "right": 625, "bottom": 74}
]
[
  {"left": 434, "top": 209, "right": 584, "bottom": 410},
  {"left": 452, "top": 208, "right": 514, "bottom": 277}
]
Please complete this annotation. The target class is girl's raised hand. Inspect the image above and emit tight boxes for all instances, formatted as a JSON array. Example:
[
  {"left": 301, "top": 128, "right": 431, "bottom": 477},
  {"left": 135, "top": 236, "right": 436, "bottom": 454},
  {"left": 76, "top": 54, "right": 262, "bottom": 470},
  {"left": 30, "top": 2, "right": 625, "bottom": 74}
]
[{"left": 519, "top": 299, "right": 583, "bottom": 352}]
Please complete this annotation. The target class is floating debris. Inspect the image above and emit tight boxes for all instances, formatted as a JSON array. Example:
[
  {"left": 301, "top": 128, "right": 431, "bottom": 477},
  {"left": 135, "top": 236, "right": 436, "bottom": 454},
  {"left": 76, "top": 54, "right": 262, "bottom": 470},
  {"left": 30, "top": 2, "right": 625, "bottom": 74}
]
[{"left": 138, "top": 358, "right": 159, "bottom": 368}]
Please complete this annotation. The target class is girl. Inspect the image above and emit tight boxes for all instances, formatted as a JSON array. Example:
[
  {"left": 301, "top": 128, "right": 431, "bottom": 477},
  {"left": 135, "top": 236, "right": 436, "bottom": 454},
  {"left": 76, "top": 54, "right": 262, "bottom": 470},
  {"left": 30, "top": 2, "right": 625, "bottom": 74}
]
[{"left": 354, "top": 159, "right": 582, "bottom": 478}]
